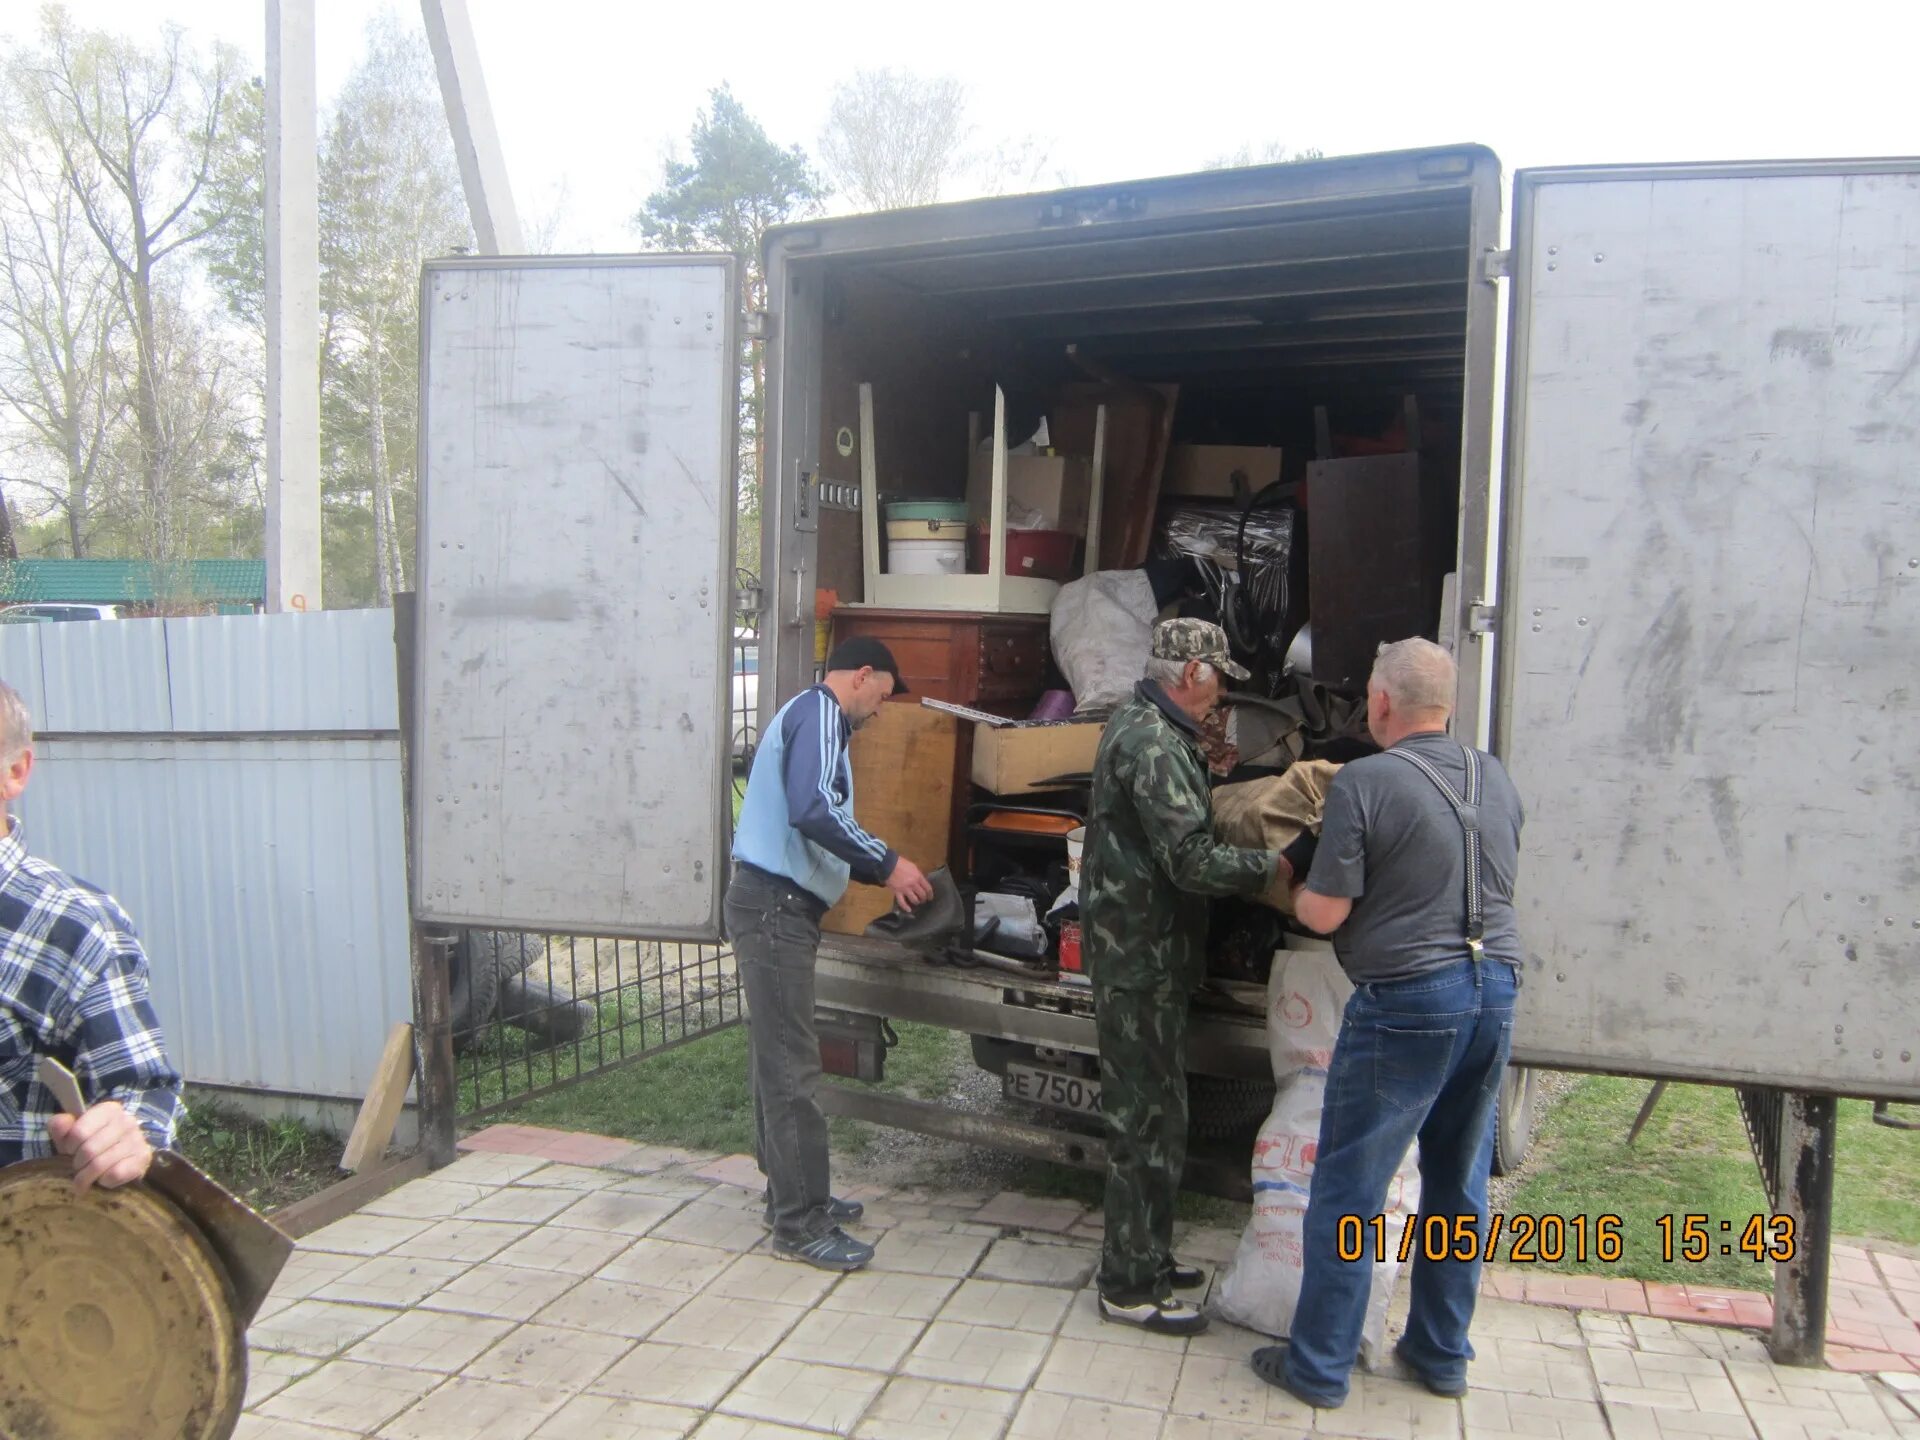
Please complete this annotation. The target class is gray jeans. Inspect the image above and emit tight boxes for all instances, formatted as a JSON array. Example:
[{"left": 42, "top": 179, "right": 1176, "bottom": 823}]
[{"left": 725, "top": 864, "right": 833, "bottom": 1242}]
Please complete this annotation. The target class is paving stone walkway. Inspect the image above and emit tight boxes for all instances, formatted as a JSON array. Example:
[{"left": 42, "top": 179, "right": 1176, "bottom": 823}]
[{"left": 236, "top": 1124, "right": 1920, "bottom": 1440}]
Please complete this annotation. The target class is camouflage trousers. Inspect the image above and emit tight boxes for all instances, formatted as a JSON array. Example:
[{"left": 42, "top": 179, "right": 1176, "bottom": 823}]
[{"left": 1094, "top": 982, "right": 1191, "bottom": 1301}]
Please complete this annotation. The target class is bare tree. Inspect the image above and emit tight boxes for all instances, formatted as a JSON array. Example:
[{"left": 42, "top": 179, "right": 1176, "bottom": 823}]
[
  {"left": 819, "top": 69, "right": 970, "bottom": 213},
  {"left": 1205, "top": 141, "right": 1326, "bottom": 170},
  {"left": 0, "top": 73, "right": 129, "bottom": 557},
  {"left": 26, "top": 7, "right": 247, "bottom": 563},
  {"left": 319, "top": 14, "right": 470, "bottom": 605}
]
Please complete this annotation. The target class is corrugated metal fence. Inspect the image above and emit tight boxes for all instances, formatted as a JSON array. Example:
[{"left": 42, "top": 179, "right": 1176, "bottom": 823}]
[{"left": 0, "top": 610, "right": 410, "bottom": 1104}]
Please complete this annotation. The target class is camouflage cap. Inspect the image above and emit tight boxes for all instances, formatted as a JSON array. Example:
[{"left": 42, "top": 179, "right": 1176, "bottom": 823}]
[{"left": 1150, "top": 617, "right": 1250, "bottom": 681}]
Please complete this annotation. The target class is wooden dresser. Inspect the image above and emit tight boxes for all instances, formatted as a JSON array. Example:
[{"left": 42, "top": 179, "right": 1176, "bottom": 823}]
[
  {"left": 829, "top": 608, "right": 1051, "bottom": 716},
  {"left": 825, "top": 608, "right": 1052, "bottom": 925}
]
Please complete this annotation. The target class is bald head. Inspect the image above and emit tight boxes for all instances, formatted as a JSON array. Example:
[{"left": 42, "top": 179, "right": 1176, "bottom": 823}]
[{"left": 1366, "top": 638, "right": 1455, "bottom": 746}]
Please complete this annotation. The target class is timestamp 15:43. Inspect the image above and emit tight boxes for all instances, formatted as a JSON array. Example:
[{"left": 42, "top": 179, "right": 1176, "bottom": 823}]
[{"left": 1657, "top": 1213, "right": 1797, "bottom": 1263}]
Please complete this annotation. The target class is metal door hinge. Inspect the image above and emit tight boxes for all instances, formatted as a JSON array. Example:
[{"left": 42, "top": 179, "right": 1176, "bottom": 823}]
[
  {"left": 1467, "top": 602, "right": 1498, "bottom": 635},
  {"left": 747, "top": 310, "right": 773, "bottom": 340},
  {"left": 1481, "top": 248, "right": 1512, "bottom": 282}
]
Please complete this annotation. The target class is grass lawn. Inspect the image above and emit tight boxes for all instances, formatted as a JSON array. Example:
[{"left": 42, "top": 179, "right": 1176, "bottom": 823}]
[
  {"left": 474, "top": 1018, "right": 966, "bottom": 1160},
  {"left": 1502, "top": 1075, "right": 1920, "bottom": 1290}
]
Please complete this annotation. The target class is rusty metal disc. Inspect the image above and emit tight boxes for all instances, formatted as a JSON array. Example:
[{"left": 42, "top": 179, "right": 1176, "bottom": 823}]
[{"left": 0, "top": 1158, "right": 246, "bottom": 1440}]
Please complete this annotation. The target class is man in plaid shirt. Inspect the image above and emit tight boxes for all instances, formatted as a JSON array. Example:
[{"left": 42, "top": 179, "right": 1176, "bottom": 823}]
[{"left": 0, "top": 679, "right": 182, "bottom": 1189}]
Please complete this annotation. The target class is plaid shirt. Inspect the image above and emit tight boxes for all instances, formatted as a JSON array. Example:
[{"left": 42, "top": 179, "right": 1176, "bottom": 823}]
[{"left": 0, "top": 819, "right": 183, "bottom": 1165}]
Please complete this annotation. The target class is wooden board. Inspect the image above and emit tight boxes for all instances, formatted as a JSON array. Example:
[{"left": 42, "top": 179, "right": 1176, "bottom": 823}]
[
  {"left": 1305, "top": 452, "right": 1428, "bottom": 692},
  {"left": 822, "top": 704, "right": 961, "bottom": 936},
  {"left": 1052, "top": 381, "right": 1179, "bottom": 569},
  {"left": 340, "top": 1022, "right": 415, "bottom": 1173}
]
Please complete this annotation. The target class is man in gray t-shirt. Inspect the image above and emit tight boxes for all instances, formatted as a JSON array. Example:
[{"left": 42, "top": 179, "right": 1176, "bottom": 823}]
[
  {"left": 1250, "top": 639, "right": 1525, "bottom": 1412},
  {"left": 1309, "top": 730, "right": 1525, "bottom": 984}
]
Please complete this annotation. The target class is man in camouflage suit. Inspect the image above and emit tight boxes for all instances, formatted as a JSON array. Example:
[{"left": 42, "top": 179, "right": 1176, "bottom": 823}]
[{"left": 1083, "top": 618, "right": 1281, "bottom": 1334}]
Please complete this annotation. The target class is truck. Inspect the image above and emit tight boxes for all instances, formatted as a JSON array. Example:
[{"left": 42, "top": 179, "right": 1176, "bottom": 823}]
[{"left": 411, "top": 145, "right": 1918, "bottom": 1201}]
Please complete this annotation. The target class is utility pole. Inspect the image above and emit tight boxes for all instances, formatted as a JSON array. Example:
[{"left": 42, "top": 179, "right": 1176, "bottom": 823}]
[
  {"left": 420, "top": 0, "right": 525, "bottom": 254},
  {"left": 264, "top": 0, "right": 322, "bottom": 612}
]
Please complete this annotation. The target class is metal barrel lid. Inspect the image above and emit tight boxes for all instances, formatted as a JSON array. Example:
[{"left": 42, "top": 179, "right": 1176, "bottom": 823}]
[{"left": 0, "top": 1159, "right": 246, "bottom": 1440}]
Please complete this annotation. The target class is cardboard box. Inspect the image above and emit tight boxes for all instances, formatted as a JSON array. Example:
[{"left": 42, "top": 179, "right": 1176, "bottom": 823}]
[
  {"left": 966, "top": 454, "right": 1091, "bottom": 536},
  {"left": 1163, "top": 444, "right": 1284, "bottom": 500},
  {"left": 971, "top": 720, "right": 1105, "bottom": 795}
]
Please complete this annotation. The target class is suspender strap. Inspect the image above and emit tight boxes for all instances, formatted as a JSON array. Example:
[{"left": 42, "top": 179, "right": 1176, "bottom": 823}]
[{"left": 1388, "top": 743, "right": 1485, "bottom": 954}]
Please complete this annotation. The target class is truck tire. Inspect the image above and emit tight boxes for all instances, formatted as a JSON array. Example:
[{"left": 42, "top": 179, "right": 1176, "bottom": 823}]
[
  {"left": 461, "top": 929, "right": 543, "bottom": 979},
  {"left": 1490, "top": 1065, "right": 1538, "bottom": 1176},
  {"left": 497, "top": 970, "right": 595, "bottom": 1046},
  {"left": 448, "top": 936, "right": 501, "bottom": 1050},
  {"left": 1187, "top": 1074, "right": 1277, "bottom": 1140}
]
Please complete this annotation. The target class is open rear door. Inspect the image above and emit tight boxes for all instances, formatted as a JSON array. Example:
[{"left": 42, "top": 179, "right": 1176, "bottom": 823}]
[
  {"left": 1496, "top": 161, "right": 1920, "bottom": 1099},
  {"left": 414, "top": 256, "right": 738, "bottom": 941}
]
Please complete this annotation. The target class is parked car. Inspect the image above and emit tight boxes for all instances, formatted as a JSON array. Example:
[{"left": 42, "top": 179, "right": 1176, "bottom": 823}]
[
  {"left": 0, "top": 603, "right": 119, "bottom": 622},
  {"left": 731, "top": 637, "right": 758, "bottom": 763}
]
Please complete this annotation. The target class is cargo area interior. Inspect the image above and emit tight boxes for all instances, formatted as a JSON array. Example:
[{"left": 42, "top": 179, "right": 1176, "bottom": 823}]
[
  {"left": 784, "top": 157, "right": 1494, "bottom": 1114},
  {"left": 803, "top": 165, "right": 1482, "bottom": 635}
]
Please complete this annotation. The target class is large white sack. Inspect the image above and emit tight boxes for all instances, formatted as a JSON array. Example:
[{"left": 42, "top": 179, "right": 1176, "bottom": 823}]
[
  {"left": 1049, "top": 570, "right": 1158, "bottom": 713},
  {"left": 1216, "top": 946, "right": 1419, "bottom": 1367}
]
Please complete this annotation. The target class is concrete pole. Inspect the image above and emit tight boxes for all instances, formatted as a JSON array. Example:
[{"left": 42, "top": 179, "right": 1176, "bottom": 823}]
[
  {"left": 264, "top": 0, "right": 322, "bottom": 613},
  {"left": 420, "top": 0, "right": 526, "bottom": 254}
]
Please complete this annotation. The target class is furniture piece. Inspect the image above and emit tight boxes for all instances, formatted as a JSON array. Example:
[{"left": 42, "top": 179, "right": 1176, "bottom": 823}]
[{"left": 826, "top": 606, "right": 1051, "bottom": 890}]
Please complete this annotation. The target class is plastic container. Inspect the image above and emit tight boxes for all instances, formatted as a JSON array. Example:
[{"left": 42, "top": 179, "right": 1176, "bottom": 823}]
[
  {"left": 885, "top": 500, "right": 967, "bottom": 523},
  {"left": 885, "top": 517, "right": 969, "bottom": 540},
  {"left": 1059, "top": 920, "right": 1083, "bottom": 973},
  {"left": 968, "top": 527, "right": 1079, "bottom": 581},
  {"left": 888, "top": 537, "right": 967, "bottom": 575},
  {"left": 1066, "top": 826, "right": 1086, "bottom": 886}
]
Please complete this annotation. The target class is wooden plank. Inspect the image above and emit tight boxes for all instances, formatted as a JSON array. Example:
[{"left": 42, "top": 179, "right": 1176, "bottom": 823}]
[
  {"left": 1305, "top": 452, "right": 1428, "bottom": 692},
  {"left": 822, "top": 703, "right": 961, "bottom": 936},
  {"left": 271, "top": 1152, "right": 431, "bottom": 1238},
  {"left": 340, "top": 1022, "right": 416, "bottom": 1173},
  {"left": 1053, "top": 381, "right": 1179, "bottom": 569}
]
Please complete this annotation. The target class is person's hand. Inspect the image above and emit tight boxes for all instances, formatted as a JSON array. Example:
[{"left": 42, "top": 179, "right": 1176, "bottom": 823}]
[
  {"left": 887, "top": 857, "right": 935, "bottom": 913},
  {"left": 48, "top": 1101, "right": 154, "bottom": 1193}
]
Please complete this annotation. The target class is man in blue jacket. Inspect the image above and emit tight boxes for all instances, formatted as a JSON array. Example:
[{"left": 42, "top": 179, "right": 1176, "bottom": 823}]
[{"left": 728, "top": 636, "right": 932, "bottom": 1270}]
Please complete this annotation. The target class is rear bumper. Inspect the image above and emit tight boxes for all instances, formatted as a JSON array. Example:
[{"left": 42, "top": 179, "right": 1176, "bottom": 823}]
[{"left": 814, "top": 935, "right": 1270, "bottom": 1080}]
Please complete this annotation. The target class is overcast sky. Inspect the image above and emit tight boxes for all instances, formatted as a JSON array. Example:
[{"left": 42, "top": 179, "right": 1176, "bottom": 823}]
[{"left": 47, "top": 1, "right": 1920, "bottom": 250}]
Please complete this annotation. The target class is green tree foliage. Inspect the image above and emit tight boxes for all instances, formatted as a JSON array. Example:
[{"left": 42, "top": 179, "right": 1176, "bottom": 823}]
[{"left": 637, "top": 86, "right": 823, "bottom": 574}]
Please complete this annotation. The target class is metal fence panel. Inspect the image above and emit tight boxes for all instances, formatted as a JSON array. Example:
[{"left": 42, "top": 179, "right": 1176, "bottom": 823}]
[
  {"left": 164, "top": 610, "right": 400, "bottom": 733},
  {"left": 0, "top": 611, "right": 410, "bottom": 1102}
]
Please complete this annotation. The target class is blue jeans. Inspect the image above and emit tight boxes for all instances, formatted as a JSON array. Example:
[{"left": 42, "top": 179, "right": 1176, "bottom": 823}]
[{"left": 1283, "top": 955, "right": 1518, "bottom": 1406}]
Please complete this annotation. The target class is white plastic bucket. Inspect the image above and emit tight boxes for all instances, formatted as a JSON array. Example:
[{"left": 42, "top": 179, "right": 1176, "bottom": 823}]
[
  {"left": 885, "top": 517, "right": 968, "bottom": 540},
  {"left": 1066, "top": 826, "right": 1086, "bottom": 885},
  {"left": 888, "top": 537, "right": 966, "bottom": 575}
]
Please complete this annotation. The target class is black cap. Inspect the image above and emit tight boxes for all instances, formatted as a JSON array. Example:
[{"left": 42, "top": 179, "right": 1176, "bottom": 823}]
[{"left": 825, "top": 636, "right": 908, "bottom": 696}]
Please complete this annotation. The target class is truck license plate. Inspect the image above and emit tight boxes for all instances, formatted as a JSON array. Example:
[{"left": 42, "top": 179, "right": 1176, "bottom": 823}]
[{"left": 1005, "top": 1064, "right": 1101, "bottom": 1116}]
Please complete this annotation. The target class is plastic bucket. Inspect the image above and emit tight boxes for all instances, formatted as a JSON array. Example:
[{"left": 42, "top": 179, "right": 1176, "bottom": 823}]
[
  {"left": 1066, "top": 826, "right": 1086, "bottom": 885},
  {"left": 885, "top": 500, "right": 968, "bottom": 523},
  {"left": 885, "top": 517, "right": 969, "bottom": 540},
  {"left": 888, "top": 537, "right": 966, "bottom": 575}
]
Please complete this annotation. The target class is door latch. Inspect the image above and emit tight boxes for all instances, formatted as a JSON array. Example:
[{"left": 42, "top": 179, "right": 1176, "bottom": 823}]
[
  {"left": 794, "top": 464, "right": 817, "bottom": 533},
  {"left": 1467, "top": 602, "right": 1498, "bottom": 635}
]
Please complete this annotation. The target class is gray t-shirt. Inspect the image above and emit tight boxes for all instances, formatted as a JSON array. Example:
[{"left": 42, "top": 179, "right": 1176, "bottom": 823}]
[{"left": 1306, "top": 732, "right": 1526, "bottom": 984}]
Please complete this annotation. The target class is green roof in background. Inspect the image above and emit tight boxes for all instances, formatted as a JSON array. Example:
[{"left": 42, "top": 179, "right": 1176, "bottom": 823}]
[{"left": 0, "top": 558, "right": 266, "bottom": 604}]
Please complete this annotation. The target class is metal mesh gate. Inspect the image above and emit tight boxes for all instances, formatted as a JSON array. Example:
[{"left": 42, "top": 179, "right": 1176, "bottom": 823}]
[{"left": 447, "top": 582, "right": 761, "bottom": 1122}]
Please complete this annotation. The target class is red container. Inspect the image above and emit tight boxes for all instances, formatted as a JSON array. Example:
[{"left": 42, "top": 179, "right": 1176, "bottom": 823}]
[
  {"left": 968, "top": 528, "right": 1079, "bottom": 581},
  {"left": 1058, "top": 921, "right": 1083, "bottom": 973}
]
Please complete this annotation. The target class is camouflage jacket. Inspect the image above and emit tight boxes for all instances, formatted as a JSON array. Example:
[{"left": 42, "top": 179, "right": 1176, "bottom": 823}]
[{"left": 1082, "top": 681, "right": 1277, "bottom": 993}]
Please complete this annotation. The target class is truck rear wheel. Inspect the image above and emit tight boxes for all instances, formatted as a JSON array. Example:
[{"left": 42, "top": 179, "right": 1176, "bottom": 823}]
[{"left": 1490, "top": 1065, "right": 1538, "bottom": 1176}]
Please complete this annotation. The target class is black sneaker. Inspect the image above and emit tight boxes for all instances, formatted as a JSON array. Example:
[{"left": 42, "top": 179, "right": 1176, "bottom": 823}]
[
  {"left": 761, "top": 1194, "right": 865, "bottom": 1228},
  {"left": 1097, "top": 1292, "right": 1209, "bottom": 1335},
  {"left": 1392, "top": 1339, "right": 1468, "bottom": 1398},
  {"left": 772, "top": 1225, "right": 875, "bottom": 1272}
]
